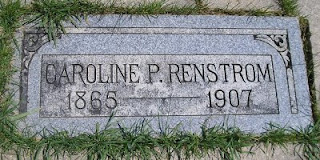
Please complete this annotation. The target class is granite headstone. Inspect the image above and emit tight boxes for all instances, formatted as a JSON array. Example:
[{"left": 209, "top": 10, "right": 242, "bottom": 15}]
[{"left": 18, "top": 15, "right": 313, "bottom": 133}]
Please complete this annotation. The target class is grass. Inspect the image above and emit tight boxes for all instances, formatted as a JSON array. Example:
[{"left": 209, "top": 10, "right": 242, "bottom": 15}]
[
  {"left": 277, "top": 0, "right": 299, "bottom": 16},
  {"left": 0, "top": 119, "right": 319, "bottom": 159},
  {"left": 0, "top": 39, "right": 13, "bottom": 98},
  {"left": 300, "top": 17, "right": 320, "bottom": 122},
  {"left": 25, "top": 0, "right": 284, "bottom": 42},
  {"left": 26, "top": 0, "right": 105, "bottom": 42},
  {"left": 0, "top": 0, "right": 319, "bottom": 159},
  {"left": 0, "top": 0, "right": 24, "bottom": 152},
  {"left": 0, "top": 0, "right": 24, "bottom": 99}
]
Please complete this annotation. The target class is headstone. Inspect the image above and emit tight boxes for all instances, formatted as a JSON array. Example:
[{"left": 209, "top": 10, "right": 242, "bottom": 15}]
[{"left": 18, "top": 15, "right": 313, "bottom": 133}]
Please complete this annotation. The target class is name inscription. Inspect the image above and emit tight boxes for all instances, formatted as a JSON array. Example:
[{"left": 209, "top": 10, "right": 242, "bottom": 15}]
[{"left": 40, "top": 54, "right": 278, "bottom": 117}]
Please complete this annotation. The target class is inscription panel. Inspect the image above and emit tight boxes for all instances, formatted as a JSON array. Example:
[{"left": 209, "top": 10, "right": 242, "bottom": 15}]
[
  {"left": 40, "top": 54, "right": 278, "bottom": 117},
  {"left": 19, "top": 15, "right": 313, "bottom": 133}
]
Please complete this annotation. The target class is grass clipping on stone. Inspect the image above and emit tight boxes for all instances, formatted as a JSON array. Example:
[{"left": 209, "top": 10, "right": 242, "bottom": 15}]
[{"left": 0, "top": 0, "right": 319, "bottom": 159}]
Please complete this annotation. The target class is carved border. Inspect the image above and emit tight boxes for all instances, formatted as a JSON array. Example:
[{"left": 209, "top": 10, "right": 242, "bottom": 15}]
[
  {"left": 19, "top": 28, "right": 298, "bottom": 115},
  {"left": 20, "top": 28, "right": 47, "bottom": 113},
  {"left": 254, "top": 34, "right": 298, "bottom": 114}
]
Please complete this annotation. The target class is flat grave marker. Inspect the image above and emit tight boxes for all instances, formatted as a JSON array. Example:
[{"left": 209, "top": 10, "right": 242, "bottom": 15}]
[{"left": 19, "top": 15, "right": 313, "bottom": 133}]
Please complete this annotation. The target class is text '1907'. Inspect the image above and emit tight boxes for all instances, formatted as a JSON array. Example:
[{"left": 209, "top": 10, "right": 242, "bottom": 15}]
[{"left": 40, "top": 54, "right": 278, "bottom": 117}]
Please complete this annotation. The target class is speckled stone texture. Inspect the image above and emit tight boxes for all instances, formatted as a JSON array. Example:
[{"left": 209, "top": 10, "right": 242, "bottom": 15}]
[
  {"left": 18, "top": 15, "right": 312, "bottom": 135},
  {"left": 40, "top": 54, "right": 278, "bottom": 117}
]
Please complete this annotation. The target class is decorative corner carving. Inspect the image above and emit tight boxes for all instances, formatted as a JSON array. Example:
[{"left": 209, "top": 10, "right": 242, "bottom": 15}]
[
  {"left": 20, "top": 28, "right": 47, "bottom": 113},
  {"left": 22, "top": 28, "right": 47, "bottom": 72},
  {"left": 254, "top": 35, "right": 292, "bottom": 69},
  {"left": 254, "top": 34, "right": 298, "bottom": 114}
]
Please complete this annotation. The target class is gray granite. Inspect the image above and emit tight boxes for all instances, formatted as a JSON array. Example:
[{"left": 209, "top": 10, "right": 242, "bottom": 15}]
[
  {"left": 40, "top": 54, "right": 278, "bottom": 117},
  {"left": 18, "top": 15, "right": 313, "bottom": 134}
]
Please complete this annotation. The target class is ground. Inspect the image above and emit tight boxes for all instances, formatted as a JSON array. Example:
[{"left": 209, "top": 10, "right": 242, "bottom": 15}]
[{"left": 1, "top": 0, "right": 319, "bottom": 159}]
